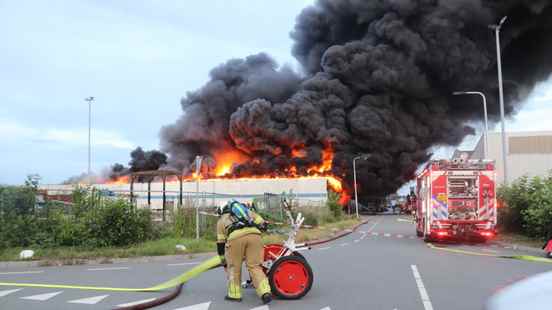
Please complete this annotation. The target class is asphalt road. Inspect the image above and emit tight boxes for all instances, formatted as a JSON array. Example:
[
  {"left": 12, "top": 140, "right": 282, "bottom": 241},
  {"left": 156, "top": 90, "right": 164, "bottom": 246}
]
[{"left": 1, "top": 215, "right": 551, "bottom": 310}]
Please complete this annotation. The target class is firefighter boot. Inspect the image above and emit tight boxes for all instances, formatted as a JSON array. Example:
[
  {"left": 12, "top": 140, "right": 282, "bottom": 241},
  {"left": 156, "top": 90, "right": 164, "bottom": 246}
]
[{"left": 261, "top": 292, "right": 272, "bottom": 304}]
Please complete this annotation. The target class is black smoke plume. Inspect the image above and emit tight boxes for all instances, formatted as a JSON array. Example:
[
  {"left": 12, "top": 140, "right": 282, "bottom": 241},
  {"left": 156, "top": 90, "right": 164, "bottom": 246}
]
[
  {"left": 159, "top": 0, "right": 552, "bottom": 199},
  {"left": 109, "top": 147, "right": 168, "bottom": 182}
]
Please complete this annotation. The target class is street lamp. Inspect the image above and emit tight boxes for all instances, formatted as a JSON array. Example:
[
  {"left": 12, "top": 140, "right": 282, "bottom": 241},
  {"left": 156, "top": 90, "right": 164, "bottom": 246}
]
[
  {"left": 490, "top": 16, "right": 509, "bottom": 184},
  {"left": 353, "top": 154, "right": 371, "bottom": 219},
  {"left": 85, "top": 96, "right": 95, "bottom": 185},
  {"left": 195, "top": 155, "right": 203, "bottom": 239},
  {"left": 453, "top": 91, "right": 489, "bottom": 158}
]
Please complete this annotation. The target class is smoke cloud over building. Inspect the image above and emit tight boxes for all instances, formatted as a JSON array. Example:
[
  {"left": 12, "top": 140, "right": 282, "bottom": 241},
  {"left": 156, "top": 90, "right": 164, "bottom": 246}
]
[{"left": 156, "top": 0, "right": 551, "bottom": 198}]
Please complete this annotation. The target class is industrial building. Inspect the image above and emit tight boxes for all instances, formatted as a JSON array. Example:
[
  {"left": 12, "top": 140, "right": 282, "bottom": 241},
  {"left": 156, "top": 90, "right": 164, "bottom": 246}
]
[
  {"left": 453, "top": 131, "right": 552, "bottom": 183},
  {"left": 39, "top": 176, "right": 331, "bottom": 211}
]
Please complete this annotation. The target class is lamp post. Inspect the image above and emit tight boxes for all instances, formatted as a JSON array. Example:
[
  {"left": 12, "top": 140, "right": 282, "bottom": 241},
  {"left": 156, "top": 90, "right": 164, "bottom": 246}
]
[
  {"left": 85, "top": 96, "right": 95, "bottom": 185},
  {"left": 353, "top": 154, "right": 370, "bottom": 219},
  {"left": 195, "top": 155, "right": 203, "bottom": 239},
  {"left": 490, "top": 16, "right": 509, "bottom": 184},
  {"left": 453, "top": 91, "right": 489, "bottom": 158}
]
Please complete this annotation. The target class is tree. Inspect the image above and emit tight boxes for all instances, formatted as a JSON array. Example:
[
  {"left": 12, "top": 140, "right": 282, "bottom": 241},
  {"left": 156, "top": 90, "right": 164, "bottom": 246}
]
[{"left": 24, "top": 174, "right": 41, "bottom": 190}]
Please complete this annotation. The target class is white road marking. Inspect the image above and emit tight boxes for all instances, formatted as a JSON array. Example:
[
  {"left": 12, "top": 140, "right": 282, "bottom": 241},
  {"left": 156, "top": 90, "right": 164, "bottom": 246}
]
[
  {"left": 173, "top": 301, "right": 212, "bottom": 310},
  {"left": 340, "top": 243, "right": 350, "bottom": 247},
  {"left": 411, "top": 265, "right": 434, "bottom": 310},
  {"left": 21, "top": 291, "right": 63, "bottom": 301},
  {"left": 68, "top": 294, "right": 109, "bottom": 304},
  {"left": 0, "top": 289, "right": 22, "bottom": 297},
  {"left": 360, "top": 234, "right": 367, "bottom": 240},
  {"left": 354, "top": 239, "right": 360, "bottom": 243},
  {"left": 250, "top": 306, "right": 269, "bottom": 310},
  {"left": 397, "top": 218, "right": 414, "bottom": 223},
  {"left": 372, "top": 232, "right": 379, "bottom": 236},
  {"left": 318, "top": 246, "right": 331, "bottom": 251},
  {"left": 384, "top": 233, "right": 391, "bottom": 237},
  {"left": 116, "top": 298, "right": 156, "bottom": 307},
  {"left": 0, "top": 270, "right": 44, "bottom": 275},
  {"left": 87, "top": 267, "right": 129, "bottom": 271},
  {"left": 167, "top": 262, "right": 201, "bottom": 266},
  {"left": 367, "top": 219, "right": 382, "bottom": 232},
  {"left": 320, "top": 307, "right": 331, "bottom": 310},
  {"left": 397, "top": 234, "right": 404, "bottom": 238}
]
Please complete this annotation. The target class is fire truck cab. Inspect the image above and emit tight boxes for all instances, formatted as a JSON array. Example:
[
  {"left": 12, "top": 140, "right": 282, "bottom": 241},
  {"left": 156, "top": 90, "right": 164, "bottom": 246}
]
[{"left": 415, "top": 159, "right": 497, "bottom": 242}]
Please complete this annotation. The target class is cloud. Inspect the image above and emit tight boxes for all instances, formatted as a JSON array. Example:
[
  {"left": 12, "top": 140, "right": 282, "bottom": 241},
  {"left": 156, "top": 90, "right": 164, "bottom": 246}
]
[{"left": 0, "top": 119, "right": 134, "bottom": 149}]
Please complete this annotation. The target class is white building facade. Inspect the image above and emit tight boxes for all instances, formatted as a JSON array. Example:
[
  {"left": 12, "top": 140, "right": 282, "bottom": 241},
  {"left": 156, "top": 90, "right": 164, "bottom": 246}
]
[{"left": 456, "top": 131, "right": 552, "bottom": 184}]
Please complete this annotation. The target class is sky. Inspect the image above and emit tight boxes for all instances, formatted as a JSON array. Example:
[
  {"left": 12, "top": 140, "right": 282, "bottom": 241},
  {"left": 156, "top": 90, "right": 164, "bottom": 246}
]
[{"left": 0, "top": 0, "right": 551, "bottom": 185}]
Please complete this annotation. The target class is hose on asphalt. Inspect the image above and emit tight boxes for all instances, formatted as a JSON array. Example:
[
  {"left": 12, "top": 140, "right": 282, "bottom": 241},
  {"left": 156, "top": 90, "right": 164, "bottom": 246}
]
[
  {"left": 0, "top": 255, "right": 224, "bottom": 292},
  {"left": 426, "top": 243, "right": 552, "bottom": 264}
]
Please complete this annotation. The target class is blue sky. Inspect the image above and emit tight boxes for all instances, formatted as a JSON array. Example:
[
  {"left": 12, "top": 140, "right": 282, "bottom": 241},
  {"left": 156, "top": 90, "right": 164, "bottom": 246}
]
[{"left": 0, "top": 0, "right": 550, "bottom": 185}]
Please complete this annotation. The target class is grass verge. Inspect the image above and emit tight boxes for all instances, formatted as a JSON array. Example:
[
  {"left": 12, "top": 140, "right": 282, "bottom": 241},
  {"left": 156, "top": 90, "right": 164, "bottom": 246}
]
[
  {"left": 0, "top": 217, "right": 361, "bottom": 264},
  {"left": 496, "top": 232, "right": 546, "bottom": 249}
]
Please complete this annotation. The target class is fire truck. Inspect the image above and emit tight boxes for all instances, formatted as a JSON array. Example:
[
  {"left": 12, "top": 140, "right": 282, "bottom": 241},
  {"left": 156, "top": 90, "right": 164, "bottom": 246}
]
[{"left": 415, "top": 159, "right": 497, "bottom": 242}]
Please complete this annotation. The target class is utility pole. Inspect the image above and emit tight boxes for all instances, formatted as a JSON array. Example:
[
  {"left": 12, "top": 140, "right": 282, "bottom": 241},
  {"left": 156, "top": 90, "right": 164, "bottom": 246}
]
[
  {"left": 490, "top": 16, "right": 509, "bottom": 184},
  {"left": 195, "top": 155, "right": 203, "bottom": 239},
  {"left": 453, "top": 92, "right": 489, "bottom": 158},
  {"left": 85, "top": 96, "right": 95, "bottom": 185},
  {"left": 353, "top": 154, "right": 370, "bottom": 219}
]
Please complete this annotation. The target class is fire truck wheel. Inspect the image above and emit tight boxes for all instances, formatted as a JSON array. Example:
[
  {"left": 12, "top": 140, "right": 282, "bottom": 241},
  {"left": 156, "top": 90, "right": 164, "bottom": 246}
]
[
  {"left": 416, "top": 230, "right": 423, "bottom": 237},
  {"left": 268, "top": 255, "right": 313, "bottom": 300},
  {"left": 547, "top": 252, "right": 552, "bottom": 259}
]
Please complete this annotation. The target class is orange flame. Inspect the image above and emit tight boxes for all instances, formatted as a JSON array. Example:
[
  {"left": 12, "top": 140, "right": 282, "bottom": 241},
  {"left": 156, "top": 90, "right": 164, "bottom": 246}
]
[
  {"left": 214, "top": 149, "right": 248, "bottom": 176},
  {"left": 103, "top": 145, "right": 351, "bottom": 205},
  {"left": 308, "top": 147, "right": 333, "bottom": 174},
  {"left": 106, "top": 175, "right": 130, "bottom": 185},
  {"left": 291, "top": 148, "right": 307, "bottom": 158},
  {"left": 338, "top": 191, "right": 351, "bottom": 205}
]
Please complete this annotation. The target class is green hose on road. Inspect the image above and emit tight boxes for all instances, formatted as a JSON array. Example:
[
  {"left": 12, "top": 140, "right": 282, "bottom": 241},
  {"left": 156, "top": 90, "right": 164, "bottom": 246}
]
[
  {"left": 427, "top": 243, "right": 552, "bottom": 264},
  {"left": 0, "top": 255, "right": 223, "bottom": 292}
]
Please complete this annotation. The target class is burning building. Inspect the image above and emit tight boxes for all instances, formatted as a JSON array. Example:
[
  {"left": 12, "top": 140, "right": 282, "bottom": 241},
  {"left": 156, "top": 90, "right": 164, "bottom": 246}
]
[
  {"left": 40, "top": 176, "right": 339, "bottom": 219},
  {"left": 112, "top": 0, "right": 551, "bottom": 203}
]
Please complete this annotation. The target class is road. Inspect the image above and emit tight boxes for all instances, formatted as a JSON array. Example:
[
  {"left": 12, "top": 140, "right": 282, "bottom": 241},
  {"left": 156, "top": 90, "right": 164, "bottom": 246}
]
[{"left": 1, "top": 215, "right": 551, "bottom": 310}]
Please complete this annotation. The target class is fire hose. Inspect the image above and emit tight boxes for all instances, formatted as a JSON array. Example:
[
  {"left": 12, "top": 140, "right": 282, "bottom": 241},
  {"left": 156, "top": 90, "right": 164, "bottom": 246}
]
[
  {"left": 427, "top": 243, "right": 552, "bottom": 264},
  {"left": 0, "top": 219, "right": 370, "bottom": 309}
]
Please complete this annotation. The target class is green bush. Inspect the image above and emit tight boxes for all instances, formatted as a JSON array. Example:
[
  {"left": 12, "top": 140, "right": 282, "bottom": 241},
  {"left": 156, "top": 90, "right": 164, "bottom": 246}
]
[
  {"left": 497, "top": 176, "right": 531, "bottom": 233},
  {"left": 498, "top": 173, "right": 552, "bottom": 240},
  {"left": 327, "top": 191, "right": 343, "bottom": 220},
  {"left": 81, "top": 199, "right": 153, "bottom": 247},
  {"left": 0, "top": 186, "right": 156, "bottom": 249}
]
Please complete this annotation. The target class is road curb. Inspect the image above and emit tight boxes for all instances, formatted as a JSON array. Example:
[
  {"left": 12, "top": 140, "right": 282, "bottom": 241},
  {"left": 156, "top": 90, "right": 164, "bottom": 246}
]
[{"left": 491, "top": 240, "right": 545, "bottom": 257}]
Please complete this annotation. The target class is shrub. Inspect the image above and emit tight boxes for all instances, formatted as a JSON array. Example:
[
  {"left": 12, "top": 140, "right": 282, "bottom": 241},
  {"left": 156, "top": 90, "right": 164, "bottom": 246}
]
[
  {"left": 0, "top": 186, "right": 156, "bottom": 249},
  {"left": 498, "top": 173, "right": 552, "bottom": 240},
  {"left": 81, "top": 199, "right": 153, "bottom": 247},
  {"left": 327, "top": 191, "right": 343, "bottom": 220}
]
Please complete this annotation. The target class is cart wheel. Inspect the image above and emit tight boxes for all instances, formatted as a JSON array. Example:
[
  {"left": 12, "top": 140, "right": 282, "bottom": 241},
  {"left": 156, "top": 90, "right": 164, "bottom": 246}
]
[
  {"left": 268, "top": 255, "right": 313, "bottom": 299},
  {"left": 292, "top": 251, "right": 305, "bottom": 260}
]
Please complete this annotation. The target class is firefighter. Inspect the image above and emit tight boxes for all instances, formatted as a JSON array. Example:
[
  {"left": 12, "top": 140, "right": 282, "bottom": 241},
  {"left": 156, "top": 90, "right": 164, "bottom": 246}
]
[{"left": 216, "top": 200, "right": 272, "bottom": 304}]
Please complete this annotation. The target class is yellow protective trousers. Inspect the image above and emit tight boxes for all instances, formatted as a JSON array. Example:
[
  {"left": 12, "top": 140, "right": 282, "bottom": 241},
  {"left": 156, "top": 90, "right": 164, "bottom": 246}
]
[{"left": 225, "top": 233, "right": 271, "bottom": 299}]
